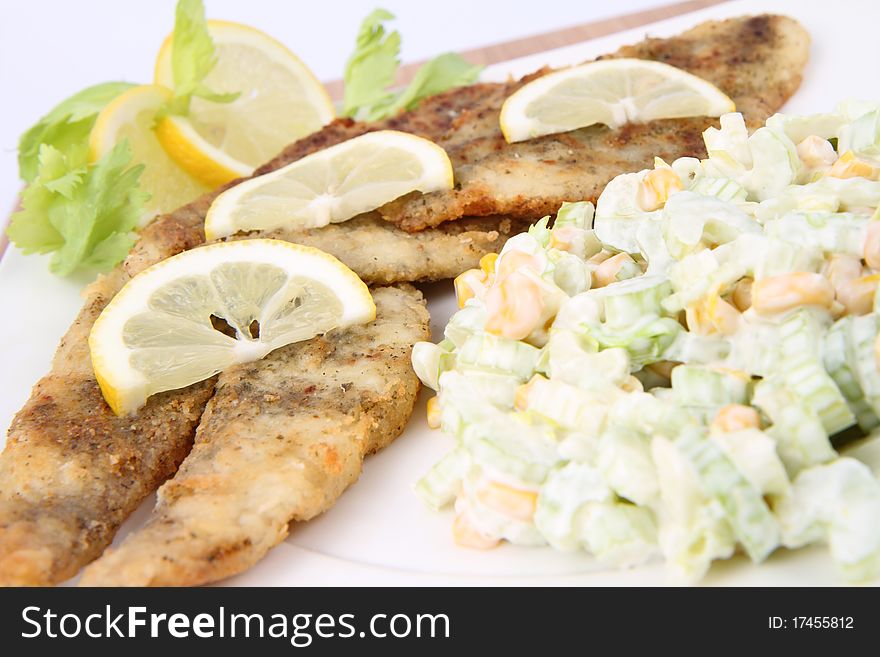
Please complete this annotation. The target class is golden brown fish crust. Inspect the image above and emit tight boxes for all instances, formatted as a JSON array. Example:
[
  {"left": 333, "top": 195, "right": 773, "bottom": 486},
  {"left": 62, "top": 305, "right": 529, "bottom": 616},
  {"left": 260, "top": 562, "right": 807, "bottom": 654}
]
[
  {"left": 243, "top": 214, "right": 531, "bottom": 284},
  {"left": 612, "top": 13, "right": 809, "bottom": 125},
  {"left": 378, "top": 14, "right": 810, "bottom": 231},
  {"left": 79, "top": 285, "right": 430, "bottom": 586},
  {"left": 0, "top": 226, "right": 213, "bottom": 586},
  {"left": 0, "top": 375, "right": 213, "bottom": 586},
  {"left": 0, "top": 90, "right": 512, "bottom": 585}
]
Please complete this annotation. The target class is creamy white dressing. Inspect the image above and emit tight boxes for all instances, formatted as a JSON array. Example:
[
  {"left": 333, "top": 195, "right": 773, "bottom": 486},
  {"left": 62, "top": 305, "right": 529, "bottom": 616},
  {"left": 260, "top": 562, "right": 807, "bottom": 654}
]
[{"left": 413, "top": 103, "right": 880, "bottom": 584}]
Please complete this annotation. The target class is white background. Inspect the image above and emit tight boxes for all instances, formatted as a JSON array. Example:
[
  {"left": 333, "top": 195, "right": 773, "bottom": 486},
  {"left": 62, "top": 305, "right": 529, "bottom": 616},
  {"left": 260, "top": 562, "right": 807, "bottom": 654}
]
[{"left": 0, "top": 0, "right": 666, "bottom": 217}]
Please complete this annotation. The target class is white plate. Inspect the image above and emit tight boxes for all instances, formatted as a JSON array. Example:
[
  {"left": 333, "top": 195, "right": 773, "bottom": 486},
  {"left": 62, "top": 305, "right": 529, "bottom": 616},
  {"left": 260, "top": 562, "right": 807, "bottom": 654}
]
[{"left": 2, "top": 0, "right": 878, "bottom": 586}]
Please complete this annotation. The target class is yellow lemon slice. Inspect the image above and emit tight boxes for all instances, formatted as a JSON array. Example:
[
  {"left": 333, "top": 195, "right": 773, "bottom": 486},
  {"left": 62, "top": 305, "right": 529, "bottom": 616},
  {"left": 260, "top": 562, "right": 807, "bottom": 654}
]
[
  {"left": 204, "top": 130, "right": 454, "bottom": 240},
  {"left": 500, "top": 58, "right": 735, "bottom": 143},
  {"left": 154, "top": 20, "right": 335, "bottom": 187},
  {"left": 89, "top": 239, "right": 375, "bottom": 415},
  {"left": 89, "top": 84, "right": 211, "bottom": 224}
]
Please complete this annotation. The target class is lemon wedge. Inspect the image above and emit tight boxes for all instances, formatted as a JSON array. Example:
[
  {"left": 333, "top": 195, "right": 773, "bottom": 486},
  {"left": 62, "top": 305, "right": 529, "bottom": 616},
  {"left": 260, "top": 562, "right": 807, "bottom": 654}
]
[
  {"left": 154, "top": 20, "right": 335, "bottom": 187},
  {"left": 204, "top": 130, "right": 454, "bottom": 240},
  {"left": 89, "top": 239, "right": 375, "bottom": 415},
  {"left": 500, "top": 58, "right": 735, "bottom": 143},
  {"left": 89, "top": 84, "right": 211, "bottom": 223}
]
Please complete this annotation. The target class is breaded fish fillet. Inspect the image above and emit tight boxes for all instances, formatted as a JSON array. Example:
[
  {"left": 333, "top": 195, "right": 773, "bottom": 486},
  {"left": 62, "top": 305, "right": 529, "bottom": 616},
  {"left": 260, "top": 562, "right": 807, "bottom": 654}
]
[
  {"left": 0, "top": 202, "right": 501, "bottom": 586},
  {"left": 0, "top": 112, "right": 521, "bottom": 586},
  {"left": 79, "top": 285, "right": 429, "bottom": 586},
  {"left": 251, "top": 214, "right": 529, "bottom": 284},
  {"left": 0, "top": 221, "right": 211, "bottom": 586},
  {"left": 376, "top": 14, "right": 810, "bottom": 231}
]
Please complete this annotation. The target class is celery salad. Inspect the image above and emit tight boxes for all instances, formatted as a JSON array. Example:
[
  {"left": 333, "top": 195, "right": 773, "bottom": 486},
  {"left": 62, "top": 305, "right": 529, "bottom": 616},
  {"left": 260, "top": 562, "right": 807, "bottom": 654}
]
[{"left": 411, "top": 102, "right": 880, "bottom": 584}]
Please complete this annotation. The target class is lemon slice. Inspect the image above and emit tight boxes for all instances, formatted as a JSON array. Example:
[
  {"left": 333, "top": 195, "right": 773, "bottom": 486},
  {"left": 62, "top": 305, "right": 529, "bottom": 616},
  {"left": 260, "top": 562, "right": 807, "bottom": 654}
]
[
  {"left": 154, "top": 20, "right": 335, "bottom": 187},
  {"left": 89, "top": 239, "right": 375, "bottom": 415},
  {"left": 90, "top": 85, "right": 211, "bottom": 223},
  {"left": 500, "top": 58, "right": 736, "bottom": 143},
  {"left": 204, "top": 130, "right": 454, "bottom": 240}
]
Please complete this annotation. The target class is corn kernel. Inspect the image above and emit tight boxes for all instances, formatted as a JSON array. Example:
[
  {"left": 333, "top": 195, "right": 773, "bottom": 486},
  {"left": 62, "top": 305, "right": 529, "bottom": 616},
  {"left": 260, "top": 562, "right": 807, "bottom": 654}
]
[
  {"left": 647, "top": 360, "right": 678, "bottom": 379},
  {"left": 637, "top": 168, "right": 684, "bottom": 212},
  {"left": 453, "top": 268, "right": 486, "bottom": 308},
  {"left": 587, "top": 250, "right": 614, "bottom": 266},
  {"left": 751, "top": 272, "right": 834, "bottom": 316},
  {"left": 824, "top": 255, "right": 863, "bottom": 319},
  {"left": 706, "top": 295, "right": 741, "bottom": 335},
  {"left": 426, "top": 396, "right": 441, "bottom": 429},
  {"left": 796, "top": 135, "right": 838, "bottom": 169},
  {"left": 496, "top": 250, "right": 541, "bottom": 278},
  {"left": 685, "top": 303, "right": 710, "bottom": 335},
  {"left": 864, "top": 222, "right": 880, "bottom": 270},
  {"left": 485, "top": 271, "right": 544, "bottom": 340},
  {"left": 827, "top": 150, "right": 880, "bottom": 181},
  {"left": 549, "top": 226, "right": 581, "bottom": 253},
  {"left": 686, "top": 295, "right": 741, "bottom": 335},
  {"left": 731, "top": 277, "right": 753, "bottom": 311},
  {"left": 593, "top": 252, "right": 635, "bottom": 288},
  {"left": 825, "top": 254, "right": 862, "bottom": 289},
  {"left": 711, "top": 404, "right": 760, "bottom": 433},
  {"left": 452, "top": 509, "right": 500, "bottom": 549},
  {"left": 476, "top": 481, "right": 539, "bottom": 522},
  {"left": 479, "top": 252, "right": 498, "bottom": 276},
  {"left": 836, "top": 273, "right": 880, "bottom": 316}
]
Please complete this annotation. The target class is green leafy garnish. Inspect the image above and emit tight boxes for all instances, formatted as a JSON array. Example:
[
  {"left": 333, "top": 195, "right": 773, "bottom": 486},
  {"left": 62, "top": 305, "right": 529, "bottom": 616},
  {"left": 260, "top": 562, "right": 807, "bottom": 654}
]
[
  {"left": 17, "top": 82, "right": 135, "bottom": 182},
  {"left": 343, "top": 9, "right": 482, "bottom": 121},
  {"left": 8, "top": 142, "right": 148, "bottom": 275},
  {"left": 342, "top": 9, "right": 400, "bottom": 119},
  {"left": 163, "top": 0, "right": 239, "bottom": 116},
  {"left": 382, "top": 53, "right": 485, "bottom": 116}
]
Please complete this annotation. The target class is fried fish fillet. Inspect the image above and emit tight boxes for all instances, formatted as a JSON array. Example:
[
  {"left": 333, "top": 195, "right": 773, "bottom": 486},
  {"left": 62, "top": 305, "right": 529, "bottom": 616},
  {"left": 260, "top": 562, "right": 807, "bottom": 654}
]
[
  {"left": 0, "top": 221, "right": 211, "bottom": 586},
  {"left": 0, "top": 110, "right": 522, "bottom": 586},
  {"left": 79, "top": 285, "right": 429, "bottom": 586},
  {"left": 0, "top": 202, "right": 500, "bottom": 586},
  {"left": 252, "top": 214, "right": 529, "bottom": 284},
  {"left": 376, "top": 14, "right": 810, "bottom": 231}
]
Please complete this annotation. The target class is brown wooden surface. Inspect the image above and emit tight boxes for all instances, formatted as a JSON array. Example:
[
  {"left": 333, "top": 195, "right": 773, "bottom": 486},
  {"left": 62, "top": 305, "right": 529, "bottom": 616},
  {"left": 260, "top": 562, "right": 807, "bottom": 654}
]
[{"left": 0, "top": 0, "right": 727, "bottom": 262}]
